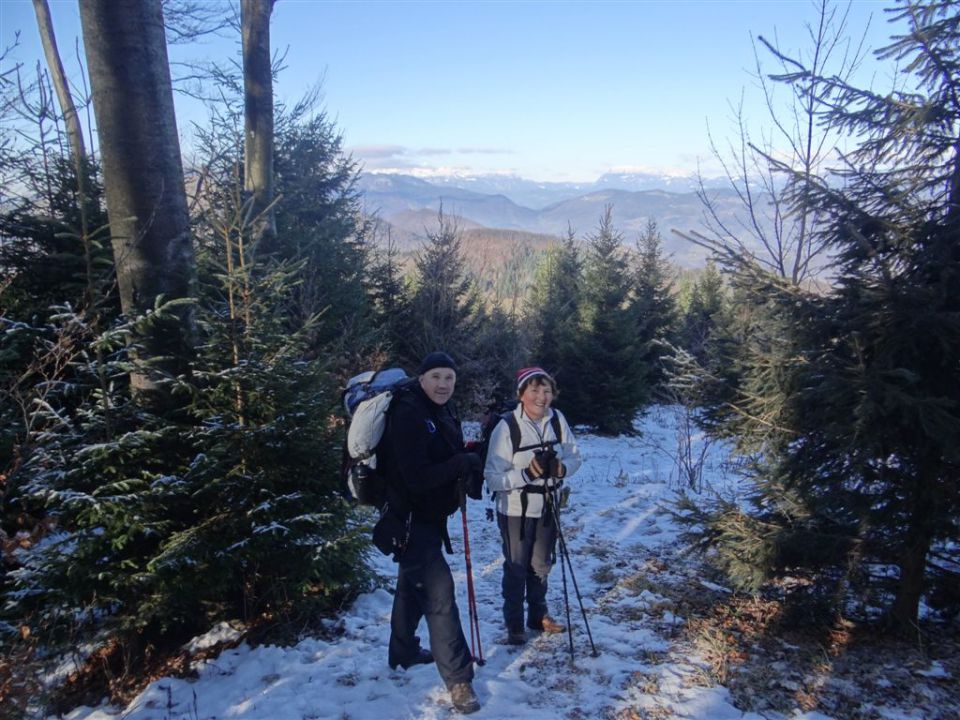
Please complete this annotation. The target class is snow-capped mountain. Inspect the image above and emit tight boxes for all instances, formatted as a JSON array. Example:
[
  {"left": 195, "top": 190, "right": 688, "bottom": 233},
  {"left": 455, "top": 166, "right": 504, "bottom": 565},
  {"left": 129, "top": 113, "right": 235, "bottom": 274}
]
[{"left": 356, "top": 171, "right": 749, "bottom": 267}]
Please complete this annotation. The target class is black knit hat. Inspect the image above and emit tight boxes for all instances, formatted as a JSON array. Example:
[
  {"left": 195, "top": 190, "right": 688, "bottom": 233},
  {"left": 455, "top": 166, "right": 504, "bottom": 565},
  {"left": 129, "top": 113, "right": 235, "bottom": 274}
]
[{"left": 417, "top": 351, "right": 457, "bottom": 375}]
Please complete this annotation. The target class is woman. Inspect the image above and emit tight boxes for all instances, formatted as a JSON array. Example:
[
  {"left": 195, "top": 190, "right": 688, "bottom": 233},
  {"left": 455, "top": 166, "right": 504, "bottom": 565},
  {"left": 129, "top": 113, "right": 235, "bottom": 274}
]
[{"left": 483, "top": 366, "right": 582, "bottom": 645}]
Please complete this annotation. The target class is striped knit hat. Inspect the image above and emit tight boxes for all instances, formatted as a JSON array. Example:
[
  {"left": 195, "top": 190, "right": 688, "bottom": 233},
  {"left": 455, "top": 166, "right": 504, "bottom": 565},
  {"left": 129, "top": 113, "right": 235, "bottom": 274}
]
[{"left": 516, "top": 366, "right": 554, "bottom": 393}]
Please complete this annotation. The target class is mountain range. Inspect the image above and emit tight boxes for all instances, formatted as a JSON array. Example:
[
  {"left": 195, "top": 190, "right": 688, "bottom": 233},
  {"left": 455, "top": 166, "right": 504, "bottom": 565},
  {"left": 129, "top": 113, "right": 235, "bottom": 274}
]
[{"left": 356, "top": 171, "right": 751, "bottom": 268}]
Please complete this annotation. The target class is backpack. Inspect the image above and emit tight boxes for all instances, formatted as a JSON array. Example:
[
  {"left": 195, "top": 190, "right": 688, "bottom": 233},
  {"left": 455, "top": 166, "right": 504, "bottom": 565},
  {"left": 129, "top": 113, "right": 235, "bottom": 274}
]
[{"left": 341, "top": 367, "right": 414, "bottom": 507}]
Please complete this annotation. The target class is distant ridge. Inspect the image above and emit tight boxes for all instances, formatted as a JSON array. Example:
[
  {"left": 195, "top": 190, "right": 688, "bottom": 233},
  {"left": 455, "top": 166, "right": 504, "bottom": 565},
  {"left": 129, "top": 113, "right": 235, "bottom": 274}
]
[{"left": 357, "top": 171, "right": 752, "bottom": 268}]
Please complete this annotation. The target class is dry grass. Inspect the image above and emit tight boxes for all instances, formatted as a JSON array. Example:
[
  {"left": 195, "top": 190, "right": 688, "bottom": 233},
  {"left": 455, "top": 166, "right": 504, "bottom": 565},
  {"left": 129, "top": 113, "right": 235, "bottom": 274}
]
[{"left": 600, "top": 548, "right": 960, "bottom": 720}]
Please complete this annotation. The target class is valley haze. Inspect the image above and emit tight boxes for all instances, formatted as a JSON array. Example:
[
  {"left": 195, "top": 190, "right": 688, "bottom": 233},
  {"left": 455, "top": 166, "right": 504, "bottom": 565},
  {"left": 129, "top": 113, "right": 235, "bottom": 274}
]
[{"left": 358, "top": 170, "right": 743, "bottom": 268}]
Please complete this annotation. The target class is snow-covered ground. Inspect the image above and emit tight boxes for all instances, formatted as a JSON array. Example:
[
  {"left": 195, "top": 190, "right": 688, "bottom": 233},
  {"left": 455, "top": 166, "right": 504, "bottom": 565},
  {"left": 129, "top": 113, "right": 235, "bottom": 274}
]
[{"left": 51, "top": 407, "right": 951, "bottom": 720}]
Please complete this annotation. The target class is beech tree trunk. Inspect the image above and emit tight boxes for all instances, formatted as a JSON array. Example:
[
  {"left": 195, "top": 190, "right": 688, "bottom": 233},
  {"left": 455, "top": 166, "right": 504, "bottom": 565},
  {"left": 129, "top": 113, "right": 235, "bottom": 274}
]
[
  {"left": 33, "top": 0, "right": 86, "bottom": 163},
  {"left": 241, "top": 0, "right": 276, "bottom": 246},
  {"left": 78, "top": 0, "right": 195, "bottom": 398}
]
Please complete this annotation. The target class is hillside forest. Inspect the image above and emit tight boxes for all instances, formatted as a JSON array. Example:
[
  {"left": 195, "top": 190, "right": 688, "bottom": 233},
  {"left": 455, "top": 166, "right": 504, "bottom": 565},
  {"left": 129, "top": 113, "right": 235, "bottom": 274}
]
[{"left": 0, "top": 0, "right": 958, "bottom": 716}]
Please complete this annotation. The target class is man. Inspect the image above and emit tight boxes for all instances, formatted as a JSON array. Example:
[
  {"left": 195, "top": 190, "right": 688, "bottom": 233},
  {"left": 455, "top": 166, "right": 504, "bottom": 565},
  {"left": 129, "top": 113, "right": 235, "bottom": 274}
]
[{"left": 379, "top": 351, "right": 482, "bottom": 714}]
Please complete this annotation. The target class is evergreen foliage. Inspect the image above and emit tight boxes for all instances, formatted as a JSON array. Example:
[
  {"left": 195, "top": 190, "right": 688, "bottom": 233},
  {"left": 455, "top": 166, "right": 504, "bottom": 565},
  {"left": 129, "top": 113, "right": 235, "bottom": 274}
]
[
  {"left": 366, "top": 221, "right": 411, "bottom": 361},
  {"left": 271, "top": 100, "right": 373, "bottom": 358},
  {"left": 528, "top": 226, "right": 584, "bottom": 403},
  {"left": 190, "top": 90, "right": 374, "bottom": 371},
  {"left": 629, "top": 220, "right": 678, "bottom": 398},
  {"left": 395, "top": 209, "right": 493, "bottom": 409},
  {"left": 679, "top": 0, "right": 960, "bottom": 629},
  {"left": 1, "top": 88, "right": 374, "bottom": 673},
  {"left": 678, "top": 260, "right": 726, "bottom": 368},
  {"left": 0, "top": 147, "right": 116, "bottom": 508},
  {"left": 563, "top": 207, "right": 648, "bottom": 433}
]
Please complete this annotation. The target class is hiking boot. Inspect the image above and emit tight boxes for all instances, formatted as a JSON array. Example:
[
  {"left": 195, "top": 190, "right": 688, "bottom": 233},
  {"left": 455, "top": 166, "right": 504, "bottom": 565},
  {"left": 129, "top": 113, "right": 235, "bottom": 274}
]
[
  {"left": 450, "top": 682, "right": 481, "bottom": 714},
  {"left": 505, "top": 624, "right": 526, "bottom": 645},
  {"left": 528, "top": 616, "right": 565, "bottom": 634},
  {"left": 388, "top": 647, "right": 434, "bottom": 670}
]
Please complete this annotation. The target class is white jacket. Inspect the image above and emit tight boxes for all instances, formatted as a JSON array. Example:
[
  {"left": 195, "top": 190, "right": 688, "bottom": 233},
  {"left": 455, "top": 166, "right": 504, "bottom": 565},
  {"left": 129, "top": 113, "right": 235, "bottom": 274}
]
[{"left": 483, "top": 405, "right": 582, "bottom": 518}]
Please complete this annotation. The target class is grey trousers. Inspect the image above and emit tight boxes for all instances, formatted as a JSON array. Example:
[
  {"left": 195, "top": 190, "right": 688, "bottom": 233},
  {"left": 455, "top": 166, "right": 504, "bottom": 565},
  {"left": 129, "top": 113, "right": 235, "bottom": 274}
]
[
  {"left": 389, "top": 521, "right": 474, "bottom": 688},
  {"left": 496, "top": 511, "right": 557, "bottom": 629}
]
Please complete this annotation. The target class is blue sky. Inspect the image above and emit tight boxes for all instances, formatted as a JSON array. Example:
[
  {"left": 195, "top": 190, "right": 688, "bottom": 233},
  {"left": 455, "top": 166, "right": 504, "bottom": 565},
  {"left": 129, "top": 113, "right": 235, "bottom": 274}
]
[{"left": 1, "top": 0, "right": 901, "bottom": 182}]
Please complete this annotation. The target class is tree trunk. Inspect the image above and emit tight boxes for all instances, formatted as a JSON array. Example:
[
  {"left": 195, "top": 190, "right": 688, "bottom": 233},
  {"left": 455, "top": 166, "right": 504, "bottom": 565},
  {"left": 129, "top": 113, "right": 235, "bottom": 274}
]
[
  {"left": 890, "top": 462, "right": 937, "bottom": 634},
  {"left": 78, "top": 0, "right": 195, "bottom": 399},
  {"left": 890, "top": 530, "right": 931, "bottom": 635},
  {"left": 241, "top": 0, "right": 276, "bottom": 247},
  {"left": 33, "top": 0, "right": 86, "bottom": 163},
  {"left": 33, "top": 0, "right": 99, "bottom": 299}
]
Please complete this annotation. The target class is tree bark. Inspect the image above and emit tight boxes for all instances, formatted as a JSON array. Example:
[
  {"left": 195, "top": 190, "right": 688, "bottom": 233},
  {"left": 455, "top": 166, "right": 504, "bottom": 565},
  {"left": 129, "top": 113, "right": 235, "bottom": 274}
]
[
  {"left": 33, "top": 0, "right": 86, "bottom": 163},
  {"left": 241, "top": 0, "right": 276, "bottom": 246},
  {"left": 891, "top": 530, "right": 931, "bottom": 635},
  {"left": 890, "top": 460, "right": 937, "bottom": 634},
  {"left": 78, "top": 0, "right": 195, "bottom": 398}
]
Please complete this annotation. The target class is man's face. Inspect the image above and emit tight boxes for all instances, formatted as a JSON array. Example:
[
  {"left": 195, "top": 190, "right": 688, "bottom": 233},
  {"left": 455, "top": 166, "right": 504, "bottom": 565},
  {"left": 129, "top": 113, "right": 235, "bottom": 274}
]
[{"left": 420, "top": 367, "right": 457, "bottom": 405}]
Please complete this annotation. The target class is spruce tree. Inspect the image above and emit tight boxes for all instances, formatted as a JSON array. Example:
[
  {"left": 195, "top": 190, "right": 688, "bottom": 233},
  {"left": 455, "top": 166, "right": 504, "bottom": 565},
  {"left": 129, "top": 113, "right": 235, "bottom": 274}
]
[
  {"left": 566, "top": 207, "right": 647, "bottom": 434},
  {"left": 678, "top": 260, "right": 726, "bottom": 367},
  {"left": 366, "top": 222, "right": 412, "bottom": 364},
  {"left": 528, "top": 226, "right": 583, "bottom": 401},
  {"left": 686, "top": 0, "right": 960, "bottom": 631},
  {"left": 272, "top": 104, "right": 373, "bottom": 358},
  {"left": 629, "top": 219, "right": 678, "bottom": 399},
  {"left": 397, "top": 209, "right": 488, "bottom": 406},
  {"left": 1, "top": 89, "right": 375, "bottom": 675}
]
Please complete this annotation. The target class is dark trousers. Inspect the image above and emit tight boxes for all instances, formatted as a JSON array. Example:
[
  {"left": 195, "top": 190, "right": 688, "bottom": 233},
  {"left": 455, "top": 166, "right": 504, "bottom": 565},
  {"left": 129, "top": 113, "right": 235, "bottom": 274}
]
[
  {"left": 389, "top": 521, "right": 473, "bottom": 688},
  {"left": 497, "top": 511, "right": 557, "bottom": 629}
]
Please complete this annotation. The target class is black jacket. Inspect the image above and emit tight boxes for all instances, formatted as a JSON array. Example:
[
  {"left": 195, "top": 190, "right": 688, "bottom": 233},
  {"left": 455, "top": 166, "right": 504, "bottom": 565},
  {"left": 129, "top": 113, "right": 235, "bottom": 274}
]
[{"left": 382, "top": 382, "right": 466, "bottom": 524}]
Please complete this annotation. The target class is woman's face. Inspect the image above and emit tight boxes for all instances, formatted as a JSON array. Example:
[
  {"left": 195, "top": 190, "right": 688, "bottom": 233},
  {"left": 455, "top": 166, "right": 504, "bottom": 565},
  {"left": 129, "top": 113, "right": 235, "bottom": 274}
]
[
  {"left": 419, "top": 367, "right": 457, "bottom": 405},
  {"left": 520, "top": 378, "right": 554, "bottom": 420}
]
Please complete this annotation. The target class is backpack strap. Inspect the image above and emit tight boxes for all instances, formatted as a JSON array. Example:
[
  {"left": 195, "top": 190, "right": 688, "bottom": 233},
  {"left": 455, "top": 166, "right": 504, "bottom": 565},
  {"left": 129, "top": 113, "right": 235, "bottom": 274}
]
[
  {"left": 504, "top": 412, "right": 522, "bottom": 453},
  {"left": 510, "top": 410, "right": 564, "bottom": 453},
  {"left": 509, "top": 409, "right": 565, "bottom": 539}
]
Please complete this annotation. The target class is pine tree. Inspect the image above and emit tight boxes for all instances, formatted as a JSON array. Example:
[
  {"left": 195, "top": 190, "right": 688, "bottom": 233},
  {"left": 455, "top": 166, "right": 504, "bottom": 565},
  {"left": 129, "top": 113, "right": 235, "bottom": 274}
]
[
  {"left": 686, "top": 0, "right": 960, "bottom": 631},
  {"left": 565, "top": 207, "right": 647, "bottom": 434},
  {"left": 366, "top": 221, "right": 411, "bottom": 364},
  {"left": 272, "top": 103, "right": 373, "bottom": 359},
  {"left": 1, "top": 87, "right": 375, "bottom": 675},
  {"left": 3, "top": 195, "right": 372, "bottom": 674},
  {"left": 629, "top": 219, "right": 678, "bottom": 398},
  {"left": 678, "top": 260, "right": 726, "bottom": 366},
  {"left": 396, "top": 209, "right": 488, "bottom": 406},
  {"left": 528, "top": 225, "right": 583, "bottom": 396}
]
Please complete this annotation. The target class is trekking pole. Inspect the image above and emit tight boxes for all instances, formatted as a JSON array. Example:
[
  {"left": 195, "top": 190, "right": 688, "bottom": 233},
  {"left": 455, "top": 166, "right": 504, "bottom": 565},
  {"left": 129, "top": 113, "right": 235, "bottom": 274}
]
[
  {"left": 548, "top": 488, "right": 576, "bottom": 661},
  {"left": 548, "top": 484, "right": 599, "bottom": 658},
  {"left": 459, "top": 483, "right": 486, "bottom": 666}
]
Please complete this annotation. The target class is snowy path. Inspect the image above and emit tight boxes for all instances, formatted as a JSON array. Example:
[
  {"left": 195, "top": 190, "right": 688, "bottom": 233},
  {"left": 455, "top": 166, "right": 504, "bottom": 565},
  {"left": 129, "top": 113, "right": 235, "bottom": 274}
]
[{"left": 57, "top": 409, "right": 819, "bottom": 720}]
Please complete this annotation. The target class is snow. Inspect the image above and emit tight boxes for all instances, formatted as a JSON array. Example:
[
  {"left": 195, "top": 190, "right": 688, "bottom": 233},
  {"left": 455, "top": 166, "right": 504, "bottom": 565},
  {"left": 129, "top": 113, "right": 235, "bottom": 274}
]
[{"left": 42, "top": 407, "right": 910, "bottom": 720}]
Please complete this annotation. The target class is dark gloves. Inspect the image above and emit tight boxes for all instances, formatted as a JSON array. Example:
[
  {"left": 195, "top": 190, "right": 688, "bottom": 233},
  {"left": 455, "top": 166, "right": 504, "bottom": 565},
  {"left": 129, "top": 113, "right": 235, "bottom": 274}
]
[
  {"left": 455, "top": 452, "right": 481, "bottom": 477},
  {"left": 451, "top": 453, "right": 483, "bottom": 500},
  {"left": 526, "top": 455, "right": 547, "bottom": 480},
  {"left": 549, "top": 457, "right": 566, "bottom": 479},
  {"left": 526, "top": 448, "right": 557, "bottom": 481},
  {"left": 463, "top": 472, "right": 484, "bottom": 501}
]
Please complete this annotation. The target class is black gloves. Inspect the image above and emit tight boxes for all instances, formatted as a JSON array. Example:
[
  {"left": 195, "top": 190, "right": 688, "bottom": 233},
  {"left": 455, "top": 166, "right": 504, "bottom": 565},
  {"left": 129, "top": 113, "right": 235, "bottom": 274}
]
[
  {"left": 549, "top": 456, "right": 566, "bottom": 479},
  {"left": 460, "top": 452, "right": 482, "bottom": 476},
  {"left": 452, "top": 452, "right": 483, "bottom": 500},
  {"left": 527, "top": 448, "right": 557, "bottom": 480},
  {"left": 525, "top": 448, "right": 566, "bottom": 486}
]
